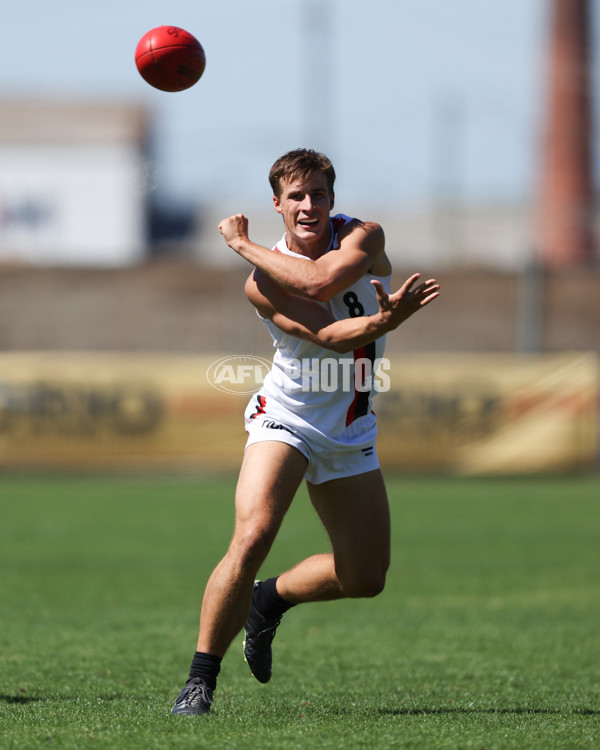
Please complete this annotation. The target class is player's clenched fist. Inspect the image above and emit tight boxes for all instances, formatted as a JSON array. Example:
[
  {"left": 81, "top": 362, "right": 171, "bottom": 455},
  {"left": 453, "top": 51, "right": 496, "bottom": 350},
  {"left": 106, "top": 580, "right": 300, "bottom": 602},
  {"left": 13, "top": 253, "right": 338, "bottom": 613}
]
[{"left": 218, "top": 214, "right": 249, "bottom": 249}]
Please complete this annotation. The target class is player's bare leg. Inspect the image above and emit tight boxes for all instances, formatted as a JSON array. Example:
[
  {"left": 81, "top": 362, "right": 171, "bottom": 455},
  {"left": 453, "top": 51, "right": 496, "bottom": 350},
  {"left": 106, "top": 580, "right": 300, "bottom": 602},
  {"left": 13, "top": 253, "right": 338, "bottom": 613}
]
[
  {"left": 172, "top": 441, "right": 307, "bottom": 715},
  {"left": 196, "top": 441, "right": 308, "bottom": 656},
  {"left": 278, "top": 468, "right": 391, "bottom": 602},
  {"left": 243, "top": 468, "right": 390, "bottom": 683}
]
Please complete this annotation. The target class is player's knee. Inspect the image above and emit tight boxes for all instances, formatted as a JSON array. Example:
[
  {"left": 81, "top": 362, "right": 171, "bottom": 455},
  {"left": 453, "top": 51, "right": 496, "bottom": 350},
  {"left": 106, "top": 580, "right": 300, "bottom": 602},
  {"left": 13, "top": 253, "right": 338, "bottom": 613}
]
[
  {"left": 232, "top": 525, "right": 276, "bottom": 568},
  {"left": 340, "top": 568, "right": 387, "bottom": 599},
  {"left": 357, "top": 571, "right": 387, "bottom": 598}
]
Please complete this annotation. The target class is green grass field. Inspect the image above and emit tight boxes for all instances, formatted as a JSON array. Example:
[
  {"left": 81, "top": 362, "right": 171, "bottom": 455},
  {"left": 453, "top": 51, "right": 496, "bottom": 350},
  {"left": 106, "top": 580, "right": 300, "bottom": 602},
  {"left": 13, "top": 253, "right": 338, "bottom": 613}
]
[{"left": 1, "top": 473, "right": 599, "bottom": 749}]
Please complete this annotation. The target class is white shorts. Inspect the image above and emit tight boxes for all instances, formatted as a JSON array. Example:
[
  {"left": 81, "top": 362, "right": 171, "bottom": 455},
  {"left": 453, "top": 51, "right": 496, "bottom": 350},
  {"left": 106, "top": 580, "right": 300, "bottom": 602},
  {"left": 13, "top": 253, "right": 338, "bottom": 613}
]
[{"left": 244, "top": 411, "right": 380, "bottom": 485}]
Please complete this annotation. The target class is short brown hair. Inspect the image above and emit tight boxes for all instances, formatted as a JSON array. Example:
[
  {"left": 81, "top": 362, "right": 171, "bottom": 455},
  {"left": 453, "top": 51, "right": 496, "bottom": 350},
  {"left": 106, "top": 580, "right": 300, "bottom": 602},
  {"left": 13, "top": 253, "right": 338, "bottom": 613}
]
[{"left": 269, "top": 148, "right": 336, "bottom": 198}]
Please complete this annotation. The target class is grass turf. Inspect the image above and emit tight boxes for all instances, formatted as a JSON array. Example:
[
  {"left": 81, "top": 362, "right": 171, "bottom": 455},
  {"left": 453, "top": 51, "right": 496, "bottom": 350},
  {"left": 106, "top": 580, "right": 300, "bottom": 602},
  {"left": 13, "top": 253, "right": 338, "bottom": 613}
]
[{"left": 0, "top": 474, "right": 599, "bottom": 749}]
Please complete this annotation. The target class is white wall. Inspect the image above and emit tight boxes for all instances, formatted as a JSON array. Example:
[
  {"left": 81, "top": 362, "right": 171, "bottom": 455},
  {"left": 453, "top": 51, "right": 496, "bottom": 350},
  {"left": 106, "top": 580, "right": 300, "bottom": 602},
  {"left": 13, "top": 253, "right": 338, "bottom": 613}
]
[{"left": 0, "top": 142, "right": 145, "bottom": 265}]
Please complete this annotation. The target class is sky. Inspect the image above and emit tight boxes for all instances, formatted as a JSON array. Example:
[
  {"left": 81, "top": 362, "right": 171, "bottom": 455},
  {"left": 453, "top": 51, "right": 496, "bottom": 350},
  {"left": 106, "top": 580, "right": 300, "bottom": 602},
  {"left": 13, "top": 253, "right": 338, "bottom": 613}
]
[{"left": 0, "top": 0, "right": 577, "bottom": 214}]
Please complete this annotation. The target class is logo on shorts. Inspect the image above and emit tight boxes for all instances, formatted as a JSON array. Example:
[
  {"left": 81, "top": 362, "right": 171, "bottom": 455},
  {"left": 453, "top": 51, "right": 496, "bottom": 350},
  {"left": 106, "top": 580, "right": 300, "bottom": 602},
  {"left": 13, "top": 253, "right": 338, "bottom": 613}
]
[
  {"left": 262, "top": 419, "right": 294, "bottom": 435},
  {"left": 206, "top": 355, "right": 271, "bottom": 395}
]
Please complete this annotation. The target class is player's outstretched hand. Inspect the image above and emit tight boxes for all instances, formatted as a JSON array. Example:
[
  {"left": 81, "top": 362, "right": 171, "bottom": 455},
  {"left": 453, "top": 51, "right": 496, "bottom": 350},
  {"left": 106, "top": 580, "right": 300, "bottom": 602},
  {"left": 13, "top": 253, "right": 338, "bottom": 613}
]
[
  {"left": 371, "top": 273, "right": 440, "bottom": 330},
  {"left": 218, "top": 213, "right": 249, "bottom": 250}
]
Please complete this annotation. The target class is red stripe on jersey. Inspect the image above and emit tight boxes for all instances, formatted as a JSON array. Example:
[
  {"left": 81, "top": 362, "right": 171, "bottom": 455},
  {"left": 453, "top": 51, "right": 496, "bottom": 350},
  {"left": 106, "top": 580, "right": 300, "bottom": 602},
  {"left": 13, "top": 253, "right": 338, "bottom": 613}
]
[
  {"left": 249, "top": 394, "right": 267, "bottom": 419},
  {"left": 331, "top": 216, "right": 349, "bottom": 234},
  {"left": 345, "top": 346, "right": 364, "bottom": 425},
  {"left": 345, "top": 342, "right": 376, "bottom": 426}
]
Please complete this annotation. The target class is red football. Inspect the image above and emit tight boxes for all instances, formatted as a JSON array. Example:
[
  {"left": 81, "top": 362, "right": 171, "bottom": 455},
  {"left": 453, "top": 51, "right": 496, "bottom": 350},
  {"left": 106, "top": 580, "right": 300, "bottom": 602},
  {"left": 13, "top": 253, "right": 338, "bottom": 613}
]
[{"left": 135, "top": 26, "right": 206, "bottom": 92}]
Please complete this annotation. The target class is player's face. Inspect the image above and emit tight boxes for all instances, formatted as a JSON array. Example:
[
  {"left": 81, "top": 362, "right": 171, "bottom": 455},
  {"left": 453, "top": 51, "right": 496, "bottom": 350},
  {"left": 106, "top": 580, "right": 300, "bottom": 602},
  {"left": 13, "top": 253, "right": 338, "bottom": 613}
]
[{"left": 273, "top": 171, "right": 334, "bottom": 251}]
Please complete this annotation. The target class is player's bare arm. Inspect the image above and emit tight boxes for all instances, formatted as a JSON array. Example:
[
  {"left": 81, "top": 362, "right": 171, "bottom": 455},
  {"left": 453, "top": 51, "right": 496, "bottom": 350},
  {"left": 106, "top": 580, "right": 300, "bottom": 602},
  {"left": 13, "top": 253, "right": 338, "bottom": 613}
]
[
  {"left": 220, "top": 215, "right": 388, "bottom": 302},
  {"left": 245, "top": 270, "right": 440, "bottom": 354}
]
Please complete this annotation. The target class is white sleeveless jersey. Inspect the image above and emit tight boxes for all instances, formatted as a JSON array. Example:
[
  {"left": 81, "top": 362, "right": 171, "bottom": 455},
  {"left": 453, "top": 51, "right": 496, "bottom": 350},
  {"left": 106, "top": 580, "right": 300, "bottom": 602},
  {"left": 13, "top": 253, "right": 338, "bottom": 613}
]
[{"left": 247, "top": 214, "right": 392, "bottom": 443}]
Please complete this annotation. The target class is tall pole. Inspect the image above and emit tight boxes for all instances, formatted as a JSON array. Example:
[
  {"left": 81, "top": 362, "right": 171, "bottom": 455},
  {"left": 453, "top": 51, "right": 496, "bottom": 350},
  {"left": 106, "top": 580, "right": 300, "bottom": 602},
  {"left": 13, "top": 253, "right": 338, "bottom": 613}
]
[
  {"left": 537, "top": 0, "right": 595, "bottom": 267},
  {"left": 301, "top": 0, "right": 333, "bottom": 155},
  {"left": 432, "top": 92, "right": 465, "bottom": 262}
]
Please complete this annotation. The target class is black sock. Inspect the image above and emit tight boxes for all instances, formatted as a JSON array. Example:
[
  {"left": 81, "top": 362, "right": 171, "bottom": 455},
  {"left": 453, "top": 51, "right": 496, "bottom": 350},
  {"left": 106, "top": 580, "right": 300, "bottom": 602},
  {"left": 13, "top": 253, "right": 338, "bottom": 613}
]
[
  {"left": 188, "top": 651, "right": 221, "bottom": 691},
  {"left": 254, "top": 577, "right": 296, "bottom": 619}
]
